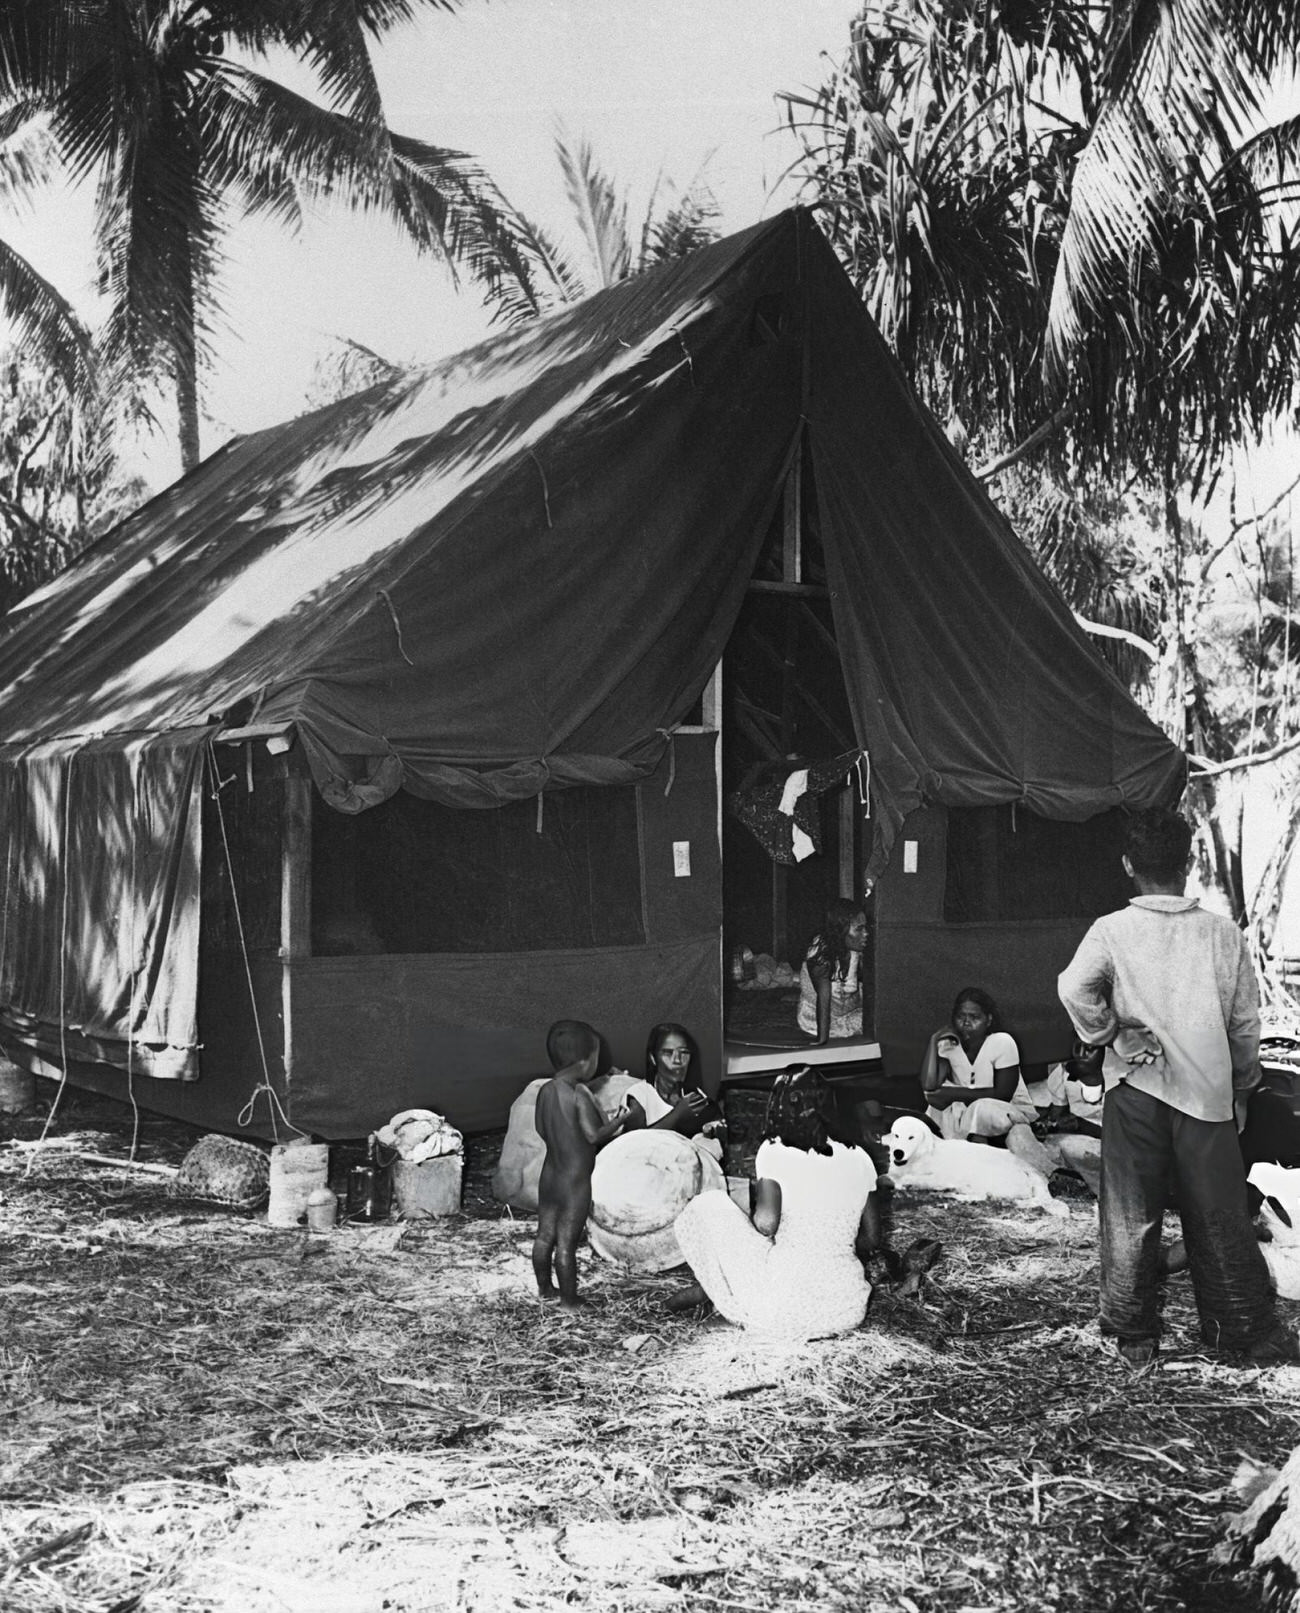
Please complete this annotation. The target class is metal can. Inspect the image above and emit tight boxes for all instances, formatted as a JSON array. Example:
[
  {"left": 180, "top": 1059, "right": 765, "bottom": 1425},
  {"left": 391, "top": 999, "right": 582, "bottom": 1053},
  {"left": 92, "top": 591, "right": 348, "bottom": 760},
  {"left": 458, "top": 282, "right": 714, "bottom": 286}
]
[
  {"left": 346, "top": 1161, "right": 392, "bottom": 1222},
  {"left": 306, "top": 1186, "right": 338, "bottom": 1232}
]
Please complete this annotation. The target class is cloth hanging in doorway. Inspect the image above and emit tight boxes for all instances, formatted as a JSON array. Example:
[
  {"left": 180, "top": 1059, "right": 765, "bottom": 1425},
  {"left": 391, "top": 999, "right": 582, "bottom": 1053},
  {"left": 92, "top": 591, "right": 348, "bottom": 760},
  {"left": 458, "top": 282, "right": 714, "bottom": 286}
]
[
  {"left": 778, "top": 768, "right": 816, "bottom": 861},
  {"left": 729, "top": 757, "right": 852, "bottom": 866}
]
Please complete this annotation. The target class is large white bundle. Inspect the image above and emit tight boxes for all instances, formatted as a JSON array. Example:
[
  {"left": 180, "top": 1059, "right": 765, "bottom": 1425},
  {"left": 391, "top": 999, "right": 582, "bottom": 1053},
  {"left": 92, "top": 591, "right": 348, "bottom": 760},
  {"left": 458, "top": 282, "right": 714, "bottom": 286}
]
[{"left": 588, "top": 1129, "right": 724, "bottom": 1272}]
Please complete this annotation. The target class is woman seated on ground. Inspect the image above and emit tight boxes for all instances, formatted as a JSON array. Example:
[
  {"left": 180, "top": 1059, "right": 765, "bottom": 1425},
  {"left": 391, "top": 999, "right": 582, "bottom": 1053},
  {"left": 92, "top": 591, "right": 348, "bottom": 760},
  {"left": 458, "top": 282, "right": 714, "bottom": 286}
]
[
  {"left": 920, "top": 986, "right": 1038, "bottom": 1144},
  {"left": 623, "top": 1023, "right": 725, "bottom": 1162},
  {"left": 797, "top": 899, "right": 869, "bottom": 1044},
  {"left": 667, "top": 1067, "right": 883, "bottom": 1340}
]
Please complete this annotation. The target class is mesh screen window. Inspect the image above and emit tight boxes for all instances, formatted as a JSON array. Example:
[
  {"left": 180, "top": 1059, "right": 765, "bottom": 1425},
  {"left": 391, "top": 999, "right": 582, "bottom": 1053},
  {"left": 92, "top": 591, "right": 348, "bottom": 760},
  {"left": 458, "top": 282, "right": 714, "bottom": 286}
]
[
  {"left": 943, "top": 805, "right": 1132, "bottom": 924},
  {"left": 312, "top": 786, "right": 646, "bottom": 954}
]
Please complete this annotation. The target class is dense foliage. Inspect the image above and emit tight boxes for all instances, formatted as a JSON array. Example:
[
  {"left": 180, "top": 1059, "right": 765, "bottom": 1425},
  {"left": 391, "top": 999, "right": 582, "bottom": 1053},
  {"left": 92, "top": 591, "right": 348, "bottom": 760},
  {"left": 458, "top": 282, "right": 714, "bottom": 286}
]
[{"left": 787, "top": 1, "right": 1300, "bottom": 939}]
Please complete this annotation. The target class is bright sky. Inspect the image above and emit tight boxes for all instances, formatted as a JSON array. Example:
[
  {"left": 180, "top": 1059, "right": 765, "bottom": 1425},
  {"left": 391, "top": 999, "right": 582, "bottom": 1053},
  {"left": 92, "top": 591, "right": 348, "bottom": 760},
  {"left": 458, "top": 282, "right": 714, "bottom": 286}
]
[{"left": 4, "top": 0, "right": 860, "bottom": 487}]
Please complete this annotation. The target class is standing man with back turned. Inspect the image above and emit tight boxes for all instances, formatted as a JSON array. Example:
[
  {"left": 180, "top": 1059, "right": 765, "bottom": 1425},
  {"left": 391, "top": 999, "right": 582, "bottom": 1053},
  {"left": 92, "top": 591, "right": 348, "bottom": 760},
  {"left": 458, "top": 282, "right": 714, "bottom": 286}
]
[{"left": 1057, "top": 808, "right": 1298, "bottom": 1368}]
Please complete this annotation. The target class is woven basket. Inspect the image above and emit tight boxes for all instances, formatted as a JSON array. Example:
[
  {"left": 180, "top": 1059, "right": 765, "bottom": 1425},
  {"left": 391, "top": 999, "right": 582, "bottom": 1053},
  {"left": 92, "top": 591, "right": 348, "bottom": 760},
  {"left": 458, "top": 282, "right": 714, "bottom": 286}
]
[{"left": 172, "top": 1134, "right": 270, "bottom": 1209}]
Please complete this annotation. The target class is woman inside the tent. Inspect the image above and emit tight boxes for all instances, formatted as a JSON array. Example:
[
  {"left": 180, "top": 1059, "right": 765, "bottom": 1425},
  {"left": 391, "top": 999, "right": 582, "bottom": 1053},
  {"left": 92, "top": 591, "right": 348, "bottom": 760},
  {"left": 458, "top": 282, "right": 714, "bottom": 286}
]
[
  {"left": 667, "top": 1067, "right": 882, "bottom": 1338},
  {"left": 622, "top": 1023, "right": 725, "bottom": 1163},
  {"left": 919, "top": 986, "right": 1038, "bottom": 1143},
  {"left": 797, "top": 899, "right": 868, "bottom": 1043}
]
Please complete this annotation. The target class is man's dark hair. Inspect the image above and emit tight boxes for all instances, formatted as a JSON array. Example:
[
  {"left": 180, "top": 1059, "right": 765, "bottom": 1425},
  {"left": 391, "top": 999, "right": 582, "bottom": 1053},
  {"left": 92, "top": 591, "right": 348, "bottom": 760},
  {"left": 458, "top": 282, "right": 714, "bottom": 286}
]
[
  {"left": 546, "top": 1019, "right": 600, "bottom": 1071},
  {"left": 1124, "top": 809, "right": 1192, "bottom": 884}
]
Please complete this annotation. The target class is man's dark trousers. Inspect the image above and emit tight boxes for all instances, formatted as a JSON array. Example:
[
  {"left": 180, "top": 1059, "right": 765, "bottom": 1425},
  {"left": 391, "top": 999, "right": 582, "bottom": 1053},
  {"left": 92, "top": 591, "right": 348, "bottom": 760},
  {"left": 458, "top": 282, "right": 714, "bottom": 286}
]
[{"left": 1100, "top": 1080, "right": 1276, "bottom": 1350}]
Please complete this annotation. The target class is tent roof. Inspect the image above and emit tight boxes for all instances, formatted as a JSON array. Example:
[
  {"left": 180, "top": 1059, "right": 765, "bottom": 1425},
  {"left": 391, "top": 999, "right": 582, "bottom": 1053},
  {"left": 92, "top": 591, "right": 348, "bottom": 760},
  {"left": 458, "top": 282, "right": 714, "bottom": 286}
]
[{"left": 0, "top": 209, "right": 1184, "bottom": 862}]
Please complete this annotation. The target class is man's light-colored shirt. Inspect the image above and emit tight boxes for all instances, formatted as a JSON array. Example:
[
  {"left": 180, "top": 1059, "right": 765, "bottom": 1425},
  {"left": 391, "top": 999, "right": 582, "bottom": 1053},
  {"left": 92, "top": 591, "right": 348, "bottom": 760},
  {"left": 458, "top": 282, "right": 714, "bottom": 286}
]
[{"left": 1056, "top": 894, "right": 1260, "bottom": 1123}]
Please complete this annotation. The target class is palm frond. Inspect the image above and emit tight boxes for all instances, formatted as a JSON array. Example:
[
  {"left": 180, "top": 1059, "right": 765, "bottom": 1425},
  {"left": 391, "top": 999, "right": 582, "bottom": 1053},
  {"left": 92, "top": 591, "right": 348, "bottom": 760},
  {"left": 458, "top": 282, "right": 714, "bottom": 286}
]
[
  {"left": 639, "top": 169, "right": 720, "bottom": 269},
  {"left": 0, "top": 112, "right": 54, "bottom": 207},
  {"left": 0, "top": 2, "right": 103, "bottom": 106},
  {"left": 388, "top": 131, "right": 545, "bottom": 315},
  {"left": 0, "top": 237, "right": 93, "bottom": 395},
  {"left": 1048, "top": 0, "right": 1300, "bottom": 367},
  {"left": 203, "top": 67, "right": 542, "bottom": 324},
  {"left": 477, "top": 208, "right": 583, "bottom": 324},
  {"left": 553, "top": 125, "right": 631, "bottom": 290},
  {"left": 1218, "top": 111, "right": 1300, "bottom": 195}
]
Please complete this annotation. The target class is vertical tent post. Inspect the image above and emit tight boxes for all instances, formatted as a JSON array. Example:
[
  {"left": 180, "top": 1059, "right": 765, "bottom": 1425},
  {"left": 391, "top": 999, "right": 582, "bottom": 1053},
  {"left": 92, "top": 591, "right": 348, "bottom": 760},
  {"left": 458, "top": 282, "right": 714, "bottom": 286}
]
[
  {"left": 280, "top": 763, "right": 312, "bottom": 1090},
  {"left": 839, "top": 790, "right": 856, "bottom": 899},
  {"left": 773, "top": 442, "right": 803, "bottom": 960}
]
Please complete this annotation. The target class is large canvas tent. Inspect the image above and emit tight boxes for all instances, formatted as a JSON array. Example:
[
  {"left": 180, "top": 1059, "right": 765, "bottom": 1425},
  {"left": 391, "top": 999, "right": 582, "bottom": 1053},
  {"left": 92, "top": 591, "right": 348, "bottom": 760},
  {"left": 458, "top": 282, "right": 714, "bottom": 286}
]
[{"left": 0, "top": 210, "right": 1185, "bottom": 1139}]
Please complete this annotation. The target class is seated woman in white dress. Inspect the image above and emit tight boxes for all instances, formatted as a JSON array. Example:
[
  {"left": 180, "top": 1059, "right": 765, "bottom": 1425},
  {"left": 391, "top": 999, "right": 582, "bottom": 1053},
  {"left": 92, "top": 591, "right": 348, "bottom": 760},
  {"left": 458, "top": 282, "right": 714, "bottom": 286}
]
[
  {"left": 669, "top": 1067, "right": 883, "bottom": 1340},
  {"left": 622, "top": 1023, "right": 724, "bottom": 1163},
  {"left": 796, "top": 900, "right": 868, "bottom": 1044},
  {"left": 920, "top": 986, "right": 1037, "bottom": 1142}
]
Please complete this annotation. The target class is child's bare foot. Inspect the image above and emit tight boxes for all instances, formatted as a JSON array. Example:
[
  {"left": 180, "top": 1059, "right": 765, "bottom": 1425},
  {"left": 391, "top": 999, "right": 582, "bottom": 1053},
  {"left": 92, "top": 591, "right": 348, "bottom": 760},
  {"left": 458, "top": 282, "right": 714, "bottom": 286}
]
[
  {"left": 559, "top": 1294, "right": 586, "bottom": 1309},
  {"left": 537, "top": 1285, "right": 560, "bottom": 1302}
]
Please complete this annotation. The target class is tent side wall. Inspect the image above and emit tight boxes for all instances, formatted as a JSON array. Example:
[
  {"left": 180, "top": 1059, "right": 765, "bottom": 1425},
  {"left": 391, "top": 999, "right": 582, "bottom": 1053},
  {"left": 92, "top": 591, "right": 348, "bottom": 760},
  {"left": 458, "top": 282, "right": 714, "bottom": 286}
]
[
  {"left": 873, "top": 804, "right": 1132, "bottom": 1074},
  {"left": 0, "top": 738, "right": 287, "bottom": 1131},
  {"left": 283, "top": 735, "right": 723, "bottom": 1139},
  {"left": 3, "top": 955, "right": 285, "bottom": 1134}
]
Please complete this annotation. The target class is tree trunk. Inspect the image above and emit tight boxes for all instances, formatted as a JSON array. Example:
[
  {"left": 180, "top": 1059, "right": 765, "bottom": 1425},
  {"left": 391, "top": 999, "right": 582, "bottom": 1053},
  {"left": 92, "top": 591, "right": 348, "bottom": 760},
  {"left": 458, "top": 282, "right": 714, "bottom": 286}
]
[
  {"left": 177, "top": 350, "right": 200, "bottom": 473},
  {"left": 1247, "top": 801, "right": 1300, "bottom": 986},
  {"left": 175, "top": 229, "right": 201, "bottom": 474},
  {"left": 1157, "top": 487, "right": 1248, "bottom": 920}
]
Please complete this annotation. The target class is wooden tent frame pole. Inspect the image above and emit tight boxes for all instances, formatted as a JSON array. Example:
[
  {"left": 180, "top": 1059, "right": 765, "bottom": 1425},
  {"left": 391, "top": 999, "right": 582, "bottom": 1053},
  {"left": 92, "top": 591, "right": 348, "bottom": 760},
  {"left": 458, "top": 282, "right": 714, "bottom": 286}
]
[
  {"left": 772, "top": 443, "right": 804, "bottom": 961},
  {"left": 279, "top": 762, "right": 312, "bottom": 1095}
]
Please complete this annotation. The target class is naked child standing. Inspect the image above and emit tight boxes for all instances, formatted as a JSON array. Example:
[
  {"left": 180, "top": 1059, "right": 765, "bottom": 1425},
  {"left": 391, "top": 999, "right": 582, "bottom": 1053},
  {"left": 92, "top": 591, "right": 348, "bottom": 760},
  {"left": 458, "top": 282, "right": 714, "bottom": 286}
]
[{"left": 532, "top": 1020, "right": 628, "bottom": 1307}]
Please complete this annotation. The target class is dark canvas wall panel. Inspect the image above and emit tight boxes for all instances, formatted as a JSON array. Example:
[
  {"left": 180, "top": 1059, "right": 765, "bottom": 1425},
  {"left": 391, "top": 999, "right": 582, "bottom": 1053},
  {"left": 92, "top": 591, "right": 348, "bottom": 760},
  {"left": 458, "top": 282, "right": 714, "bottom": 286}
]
[
  {"left": 285, "top": 935, "right": 722, "bottom": 1138},
  {"left": 874, "top": 919, "right": 1088, "bottom": 1076},
  {"left": 311, "top": 782, "right": 645, "bottom": 954},
  {"left": 874, "top": 804, "right": 1118, "bottom": 1075},
  {"left": 637, "top": 734, "right": 722, "bottom": 945},
  {"left": 943, "top": 805, "right": 1131, "bottom": 923}
]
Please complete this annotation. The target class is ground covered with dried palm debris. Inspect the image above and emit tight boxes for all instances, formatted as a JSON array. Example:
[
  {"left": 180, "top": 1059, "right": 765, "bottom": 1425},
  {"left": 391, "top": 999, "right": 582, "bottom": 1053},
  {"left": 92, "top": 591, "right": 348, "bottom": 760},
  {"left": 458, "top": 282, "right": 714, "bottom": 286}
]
[{"left": 2, "top": 1087, "right": 1298, "bottom": 1612}]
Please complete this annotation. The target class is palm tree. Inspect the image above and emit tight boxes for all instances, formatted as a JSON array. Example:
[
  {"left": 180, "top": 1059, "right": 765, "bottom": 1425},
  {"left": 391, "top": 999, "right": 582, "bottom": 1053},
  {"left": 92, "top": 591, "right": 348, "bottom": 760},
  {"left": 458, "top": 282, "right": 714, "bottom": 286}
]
[
  {"left": 1047, "top": 1, "right": 1300, "bottom": 370},
  {"left": 784, "top": 0, "right": 1300, "bottom": 491},
  {"left": 484, "top": 125, "right": 721, "bottom": 325},
  {"left": 0, "top": 1, "right": 536, "bottom": 470}
]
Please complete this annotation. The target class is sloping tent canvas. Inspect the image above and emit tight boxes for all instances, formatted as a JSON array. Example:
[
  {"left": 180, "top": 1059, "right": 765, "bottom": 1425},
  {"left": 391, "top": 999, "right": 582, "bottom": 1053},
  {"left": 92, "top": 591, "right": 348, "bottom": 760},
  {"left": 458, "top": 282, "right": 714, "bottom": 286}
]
[{"left": 0, "top": 209, "right": 1185, "bottom": 1137}]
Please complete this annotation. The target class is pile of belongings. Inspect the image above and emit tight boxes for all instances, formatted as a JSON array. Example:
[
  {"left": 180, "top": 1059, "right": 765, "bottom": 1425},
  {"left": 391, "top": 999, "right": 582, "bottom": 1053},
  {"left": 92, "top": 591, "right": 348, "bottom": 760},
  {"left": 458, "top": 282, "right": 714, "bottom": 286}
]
[
  {"left": 376, "top": 1108, "right": 462, "bottom": 1163},
  {"left": 732, "top": 947, "right": 798, "bottom": 990}
]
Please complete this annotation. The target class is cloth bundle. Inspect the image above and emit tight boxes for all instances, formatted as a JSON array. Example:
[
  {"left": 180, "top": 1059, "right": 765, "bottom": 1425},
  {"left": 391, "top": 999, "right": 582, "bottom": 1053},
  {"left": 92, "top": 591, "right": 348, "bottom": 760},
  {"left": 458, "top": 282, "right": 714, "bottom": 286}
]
[{"left": 377, "top": 1108, "right": 463, "bottom": 1164}]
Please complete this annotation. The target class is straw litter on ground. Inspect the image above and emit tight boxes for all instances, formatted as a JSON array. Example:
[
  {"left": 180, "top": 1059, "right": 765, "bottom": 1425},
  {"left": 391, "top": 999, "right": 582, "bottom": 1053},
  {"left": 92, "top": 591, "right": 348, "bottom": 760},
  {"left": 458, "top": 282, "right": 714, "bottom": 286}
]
[{"left": 2, "top": 1084, "right": 1298, "bottom": 1612}]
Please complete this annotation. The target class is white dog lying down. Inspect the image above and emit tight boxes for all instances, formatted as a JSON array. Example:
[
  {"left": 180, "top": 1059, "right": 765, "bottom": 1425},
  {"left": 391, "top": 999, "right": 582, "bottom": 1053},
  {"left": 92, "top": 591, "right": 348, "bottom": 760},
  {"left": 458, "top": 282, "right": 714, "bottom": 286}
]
[{"left": 885, "top": 1115, "right": 1067, "bottom": 1217}]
